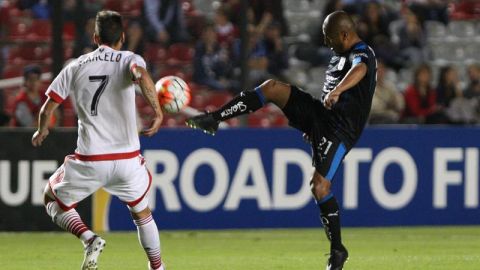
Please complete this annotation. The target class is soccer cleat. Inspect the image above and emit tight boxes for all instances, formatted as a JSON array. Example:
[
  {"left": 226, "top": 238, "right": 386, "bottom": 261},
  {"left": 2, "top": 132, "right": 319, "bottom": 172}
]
[
  {"left": 148, "top": 261, "right": 166, "bottom": 270},
  {"left": 81, "top": 235, "right": 106, "bottom": 270},
  {"left": 185, "top": 113, "right": 219, "bottom": 135},
  {"left": 325, "top": 247, "right": 348, "bottom": 270}
]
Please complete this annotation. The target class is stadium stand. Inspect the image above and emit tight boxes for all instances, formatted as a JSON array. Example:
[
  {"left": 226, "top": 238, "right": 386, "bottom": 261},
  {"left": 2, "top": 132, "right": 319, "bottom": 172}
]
[{"left": 1, "top": 0, "right": 479, "bottom": 128}]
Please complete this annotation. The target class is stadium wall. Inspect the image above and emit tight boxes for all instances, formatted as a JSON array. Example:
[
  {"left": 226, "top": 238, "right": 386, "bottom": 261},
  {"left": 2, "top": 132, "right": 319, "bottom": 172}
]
[{"left": 0, "top": 127, "right": 478, "bottom": 231}]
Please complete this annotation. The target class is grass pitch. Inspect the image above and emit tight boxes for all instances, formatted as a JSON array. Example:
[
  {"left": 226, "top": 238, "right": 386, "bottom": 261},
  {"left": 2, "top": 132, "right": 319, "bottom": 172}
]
[{"left": 1, "top": 226, "right": 479, "bottom": 270}]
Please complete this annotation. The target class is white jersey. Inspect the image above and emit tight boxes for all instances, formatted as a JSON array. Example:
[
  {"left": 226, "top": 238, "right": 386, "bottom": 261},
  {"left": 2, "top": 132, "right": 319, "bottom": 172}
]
[{"left": 46, "top": 45, "right": 146, "bottom": 160}]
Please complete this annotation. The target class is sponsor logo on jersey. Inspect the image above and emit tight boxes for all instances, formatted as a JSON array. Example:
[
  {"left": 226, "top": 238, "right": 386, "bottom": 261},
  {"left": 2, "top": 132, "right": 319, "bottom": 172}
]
[{"left": 337, "top": 57, "right": 346, "bottom": 70}]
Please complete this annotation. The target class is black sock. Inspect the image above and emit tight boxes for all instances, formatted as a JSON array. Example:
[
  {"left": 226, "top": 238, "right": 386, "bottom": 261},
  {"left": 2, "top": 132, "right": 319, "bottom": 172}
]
[
  {"left": 318, "top": 195, "right": 344, "bottom": 251},
  {"left": 211, "top": 87, "right": 266, "bottom": 122}
]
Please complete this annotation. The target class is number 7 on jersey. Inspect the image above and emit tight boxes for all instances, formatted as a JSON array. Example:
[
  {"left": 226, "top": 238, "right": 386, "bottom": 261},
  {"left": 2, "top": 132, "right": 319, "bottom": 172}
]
[{"left": 89, "top": 75, "right": 109, "bottom": 116}]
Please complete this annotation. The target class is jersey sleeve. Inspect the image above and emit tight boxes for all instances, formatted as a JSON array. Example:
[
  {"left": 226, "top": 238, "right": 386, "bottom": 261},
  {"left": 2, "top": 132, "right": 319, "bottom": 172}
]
[
  {"left": 46, "top": 61, "right": 76, "bottom": 103},
  {"left": 350, "top": 48, "right": 369, "bottom": 66},
  {"left": 128, "top": 54, "right": 147, "bottom": 75}
]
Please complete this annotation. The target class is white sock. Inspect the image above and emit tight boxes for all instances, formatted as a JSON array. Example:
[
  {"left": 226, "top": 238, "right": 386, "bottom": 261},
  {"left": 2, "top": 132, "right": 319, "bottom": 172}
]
[
  {"left": 134, "top": 214, "right": 162, "bottom": 269},
  {"left": 46, "top": 201, "right": 95, "bottom": 245}
]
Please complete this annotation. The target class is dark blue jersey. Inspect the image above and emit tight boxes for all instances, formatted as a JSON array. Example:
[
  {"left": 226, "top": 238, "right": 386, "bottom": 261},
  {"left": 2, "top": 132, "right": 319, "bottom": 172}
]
[{"left": 322, "top": 41, "right": 377, "bottom": 148}]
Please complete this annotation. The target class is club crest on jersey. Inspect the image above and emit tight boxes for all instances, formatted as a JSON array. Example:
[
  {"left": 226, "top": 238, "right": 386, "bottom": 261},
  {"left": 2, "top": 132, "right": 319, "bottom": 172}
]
[{"left": 337, "top": 57, "right": 346, "bottom": 70}]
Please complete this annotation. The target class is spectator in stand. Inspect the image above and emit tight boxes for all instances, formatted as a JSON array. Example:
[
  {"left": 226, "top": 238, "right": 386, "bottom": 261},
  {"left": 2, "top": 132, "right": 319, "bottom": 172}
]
[
  {"left": 403, "top": 63, "right": 447, "bottom": 124},
  {"left": 464, "top": 63, "right": 480, "bottom": 99},
  {"left": 144, "top": 0, "right": 189, "bottom": 45},
  {"left": 122, "top": 19, "right": 145, "bottom": 56},
  {"left": 435, "top": 65, "right": 474, "bottom": 124},
  {"left": 232, "top": 25, "right": 269, "bottom": 89},
  {"left": 357, "top": 2, "right": 404, "bottom": 70},
  {"left": 445, "top": 63, "right": 480, "bottom": 124},
  {"left": 193, "top": 23, "right": 237, "bottom": 92},
  {"left": 249, "top": 0, "right": 288, "bottom": 36},
  {"left": 0, "top": 90, "right": 10, "bottom": 126},
  {"left": 407, "top": 0, "right": 449, "bottom": 25},
  {"left": 397, "top": 9, "right": 426, "bottom": 66},
  {"left": 12, "top": 65, "right": 57, "bottom": 127},
  {"left": 18, "top": 0, "right": 49, "bottom": 18},
  {"left": 369, "top": 60, "right": 404, "bottom": 124},
  {"left": 62, "top": 0, "right": 77, "bottom": 21},
  {"left": 357, "top": 2, "right": 391, "bottom": 46},
  {"left": 264, "top": 22, "right": 288, "bottom": 79},
  {"left": 74, "top": 16, "right": 96, "bottom": 56},
  {"left": 450, "top": 0, "right": 480, "bottom": 20},
  {"left": 436, "top": 66, "right": 462, "bottom": 108},
  {"left": 220, "top": 0, "right": 241, "bottom": 26},
  {"left": 214, "top": 6, "right": 237, "bottom": 48},
  {"left": 295, "top": 0, "right": 341, "bottom": 66}
]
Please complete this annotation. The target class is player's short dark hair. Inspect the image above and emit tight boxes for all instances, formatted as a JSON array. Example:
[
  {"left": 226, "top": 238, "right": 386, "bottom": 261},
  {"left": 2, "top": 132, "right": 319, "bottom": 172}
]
[{"left": 95, "top": 10, "right": 123, "bottom": 45}]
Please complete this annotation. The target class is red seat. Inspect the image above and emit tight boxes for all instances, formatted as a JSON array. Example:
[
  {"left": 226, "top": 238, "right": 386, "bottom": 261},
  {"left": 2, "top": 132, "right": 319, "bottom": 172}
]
[
  {"left": 104, "top": 0, "right": 142, "bottom": 17},
  {"left": 7, "top": 22, "right": 29, "bottom": 40},
  {"left": 157, "top": 68, "right": 190, "bottom": 82},
  {"left": 2, "top": 65, "right": 23, "bottom": 78},
  {"left": 144, "top": 44, "right": 168, "bottom": 63},
  {"left": 7, "top": 19, "right": 51, "bottom": 42},
  {"left": 206, "top": 92, "right": 233, "bottom": 108},
  {"left": 63, "top": 22, "right": 75, "bottom": 41},
  {"left": 248, "top": 114, "right": 272, "bottom": 127},
  {"left": 8, "top": 45, "right": 51, "bottom": 62},
  {"left": 28, "top": 19, "right": 51, "bottom": 40},
  {"left": 167, "top": 43, "right": 194, "bottom": 65}
]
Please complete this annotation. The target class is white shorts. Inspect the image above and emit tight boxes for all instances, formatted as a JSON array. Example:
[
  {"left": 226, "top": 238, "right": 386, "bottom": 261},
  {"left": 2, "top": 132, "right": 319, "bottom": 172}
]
[{"left": 49, "top": 154, "right": 151, "bottom": 211}]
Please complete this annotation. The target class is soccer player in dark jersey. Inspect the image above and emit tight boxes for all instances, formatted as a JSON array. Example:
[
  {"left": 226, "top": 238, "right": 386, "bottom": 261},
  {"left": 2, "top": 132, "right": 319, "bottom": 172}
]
[{"left": 186, "top": 11, "right": 376, "bottom": 270}]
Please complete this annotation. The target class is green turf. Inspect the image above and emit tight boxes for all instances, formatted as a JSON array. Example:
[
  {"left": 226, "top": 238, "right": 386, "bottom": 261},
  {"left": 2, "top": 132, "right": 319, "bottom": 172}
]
[{"left": 1, "top": 226, "right": 479, "bottom": 270}]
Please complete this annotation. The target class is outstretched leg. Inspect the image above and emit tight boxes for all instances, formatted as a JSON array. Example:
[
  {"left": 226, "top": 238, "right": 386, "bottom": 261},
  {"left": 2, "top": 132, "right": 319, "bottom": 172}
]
[
  {"left": 186, "top": 79, "right": 291, "bottom": 134},
  {"left": 310, "top": 171, "right": 348, "bottom": 270},
  {"left": 130, "top": 205, "right": 164, "bottom": 270},
  {"left": 43, "top": 185, "right": 105, "bottom": 270}
]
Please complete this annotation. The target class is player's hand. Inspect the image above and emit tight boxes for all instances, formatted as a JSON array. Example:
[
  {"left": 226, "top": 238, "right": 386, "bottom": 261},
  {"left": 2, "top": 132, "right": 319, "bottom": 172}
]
[
  {"left": 324, "top": 89, "right": 340, "bottom": 110},
  {"left": 32, "top": 129, "right": 49, "bottom": 147},
  {"left": 141, "top": 115, "right": 163, "bottom": 137}
]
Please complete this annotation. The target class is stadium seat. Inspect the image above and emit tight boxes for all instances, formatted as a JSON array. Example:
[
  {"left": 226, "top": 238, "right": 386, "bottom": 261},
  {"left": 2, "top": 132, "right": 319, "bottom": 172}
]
[
  {"left": 448, "top": 21, "right": 476, "bottom": 38},
  {"left": 104, "top": 0, "right": 142, "bottom": 17},
  {"left": 188, "top": 86, "right": 212, "bottom": 109},
  {"left": 2, "top": 65, "right": 23, "bottom": 79},
  {"left": 161, "top": 114, "right": 187, "bottom": 127},
  {"left": 309, "top": 67, "right": 326, "bottom": 85},
  {"left": 167, "top": 43, "right": 194, "bottom": 65},
  {"left": 7, "top": 21, "right": 29, "bottom": 41},
  {"left": 3, "top": 87, "right": 19, "bottom": 114},
  {"left": 144, "top": 44, "right": 168, "bottom": 63},
  {"left": 158, "top": 68, "right": 188, "bottom": 82},
  {"left": 206, "top": 92, "right": 233, "bottom": 108},
  {"left": 425, "top": 20, "right": 447, "bottom": 41},
  {"left": 63, "top": 22, "right": 76, "bottom": 41},
  {"left": 28, "top": 19, "right": 51, "bottom": 41},
  {"left": 248, "top": 113, "right": 272, "bottom": 127},
  {"left": 8, "top": 45, "right": 51, "bottom": 63}
]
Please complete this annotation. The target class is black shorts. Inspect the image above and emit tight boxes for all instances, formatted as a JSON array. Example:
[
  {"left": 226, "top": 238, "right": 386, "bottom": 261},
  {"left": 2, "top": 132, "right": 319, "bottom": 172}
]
[{"left": 281, "top": 86, "right": 349, "bottom": 180}]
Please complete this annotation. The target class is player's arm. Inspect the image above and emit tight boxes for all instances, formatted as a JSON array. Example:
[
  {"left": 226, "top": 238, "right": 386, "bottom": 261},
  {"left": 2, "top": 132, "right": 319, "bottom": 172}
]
[
  {"left": 32, "top": 98, "right": 60, "bottom": 147},
  {"left": 132, "top": 65, "right": 163, "bottom": 137},
  {"left": 324, "top": 62, "right": 368, "bottom": 110}
]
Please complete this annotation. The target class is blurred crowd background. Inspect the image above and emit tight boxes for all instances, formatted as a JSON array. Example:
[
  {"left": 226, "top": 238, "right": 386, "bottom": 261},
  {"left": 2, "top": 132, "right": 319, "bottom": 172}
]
[{"left": 0, "top": 0, "right": 479, "bottom": 129}]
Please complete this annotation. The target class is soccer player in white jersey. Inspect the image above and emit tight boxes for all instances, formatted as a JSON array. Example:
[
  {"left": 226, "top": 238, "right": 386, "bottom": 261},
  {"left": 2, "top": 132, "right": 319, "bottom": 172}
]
[{"left": 32, "top": 11, "right": 165, "bottom": 270}]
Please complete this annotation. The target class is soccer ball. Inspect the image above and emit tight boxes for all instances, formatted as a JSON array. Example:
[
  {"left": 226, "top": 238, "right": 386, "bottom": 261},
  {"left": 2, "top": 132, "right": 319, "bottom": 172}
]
[{"left": 155, "top": 76, "right": 191, "bottom": 113}]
